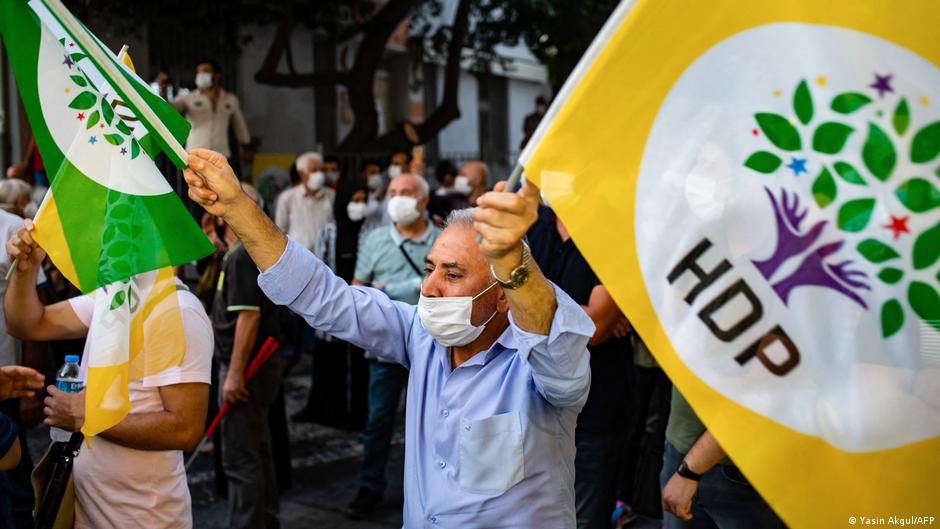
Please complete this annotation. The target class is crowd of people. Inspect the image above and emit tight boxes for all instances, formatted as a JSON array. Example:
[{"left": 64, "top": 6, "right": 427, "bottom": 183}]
[{"left": 0, "top": 57, "right": 787, "bottom": 529}]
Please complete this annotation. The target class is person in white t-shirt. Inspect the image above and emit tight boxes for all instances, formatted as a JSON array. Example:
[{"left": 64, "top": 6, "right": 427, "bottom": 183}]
[{"left": 4, "top": 219, "right": 212, "bottom": 529}]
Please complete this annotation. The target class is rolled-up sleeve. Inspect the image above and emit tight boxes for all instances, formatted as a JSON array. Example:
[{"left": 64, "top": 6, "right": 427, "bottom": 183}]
[
  {"left": 510, "top": 283, "right": 594, "bottom": 409},
  {"left": 258, "top": 237, "right": 416, "bottom": 367}
]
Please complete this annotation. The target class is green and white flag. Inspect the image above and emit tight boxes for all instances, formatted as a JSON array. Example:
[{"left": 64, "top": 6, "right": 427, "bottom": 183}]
[{"left": 0, "top": 0, "right": 213, "bottom": 291}]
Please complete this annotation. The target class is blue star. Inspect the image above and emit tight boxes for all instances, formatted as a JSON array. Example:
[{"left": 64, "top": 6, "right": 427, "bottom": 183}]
[
  {"left": 63, "top": 54, "right": 74, "bottom": 69},
  {"left": 120, "top": 147, "right": 127, "bottom": 155},
  {"left": 787, "top": 157, "right": 807, "bottom": 176},
  {"left": 88, "top": 135, "right": 97, "bottom": 145}
]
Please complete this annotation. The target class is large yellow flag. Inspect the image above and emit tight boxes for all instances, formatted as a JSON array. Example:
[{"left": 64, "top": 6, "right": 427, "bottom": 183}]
[{"left": 523, "top": 1, "right": 940, "bottom": 527}]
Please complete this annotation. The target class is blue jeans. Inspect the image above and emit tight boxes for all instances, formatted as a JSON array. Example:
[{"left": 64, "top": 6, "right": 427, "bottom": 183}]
[
  {"left": 660, "top": 441, "right": 784, "bottom": 529},
  {"left": 575, "top": 431, "right": 624, "bottom": 529},
  {"left": 358, "top": 360, "right": 408, "bottom": 493}
]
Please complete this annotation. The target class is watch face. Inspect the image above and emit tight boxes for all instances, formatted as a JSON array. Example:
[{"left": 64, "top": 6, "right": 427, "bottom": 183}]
[{"left": 510, "top": 266, "right": 529, "bottom": 287}]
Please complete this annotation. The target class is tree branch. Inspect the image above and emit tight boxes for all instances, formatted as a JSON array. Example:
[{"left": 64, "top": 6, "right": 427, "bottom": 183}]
[
  {"left": 413, "top": 0, "right": 471, "bottom": 142},
  {"left": 254, "top": 13, "right": 351, "bottom": 88}
]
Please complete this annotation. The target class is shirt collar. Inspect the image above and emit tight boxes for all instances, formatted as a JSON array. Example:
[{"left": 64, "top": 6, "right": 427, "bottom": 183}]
[
  {"left": 435, "top": 321, "right": 515, "bottom": 374},
  {"left": 389, "top": 221, "right": 433, "bottom": 247}
]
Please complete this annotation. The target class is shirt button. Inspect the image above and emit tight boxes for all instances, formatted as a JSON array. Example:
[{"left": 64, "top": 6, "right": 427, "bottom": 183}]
[
  {"left": 440, "top": 409, "right": 449, "bottom": 417},
  {"left": 438, "top": 460, "right": 446, "bottom": 469}
]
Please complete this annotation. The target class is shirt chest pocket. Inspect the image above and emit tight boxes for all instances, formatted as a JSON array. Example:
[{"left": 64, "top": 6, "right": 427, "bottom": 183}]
[{"left": 458, "top": 411, "right": 525, "bottom": 495}]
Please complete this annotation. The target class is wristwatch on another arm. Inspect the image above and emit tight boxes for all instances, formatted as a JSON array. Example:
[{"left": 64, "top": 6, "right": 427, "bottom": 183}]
[
  {"left": 490, "top": 240, "right": 531, "bottom": 290},
  {"left": 676, "top": 459, "right": 704, "bottom": 481}
]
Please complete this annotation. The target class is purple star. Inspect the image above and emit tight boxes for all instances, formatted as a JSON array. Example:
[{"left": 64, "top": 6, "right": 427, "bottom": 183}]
[
  {"left": 870, "top": 73, "right": 894, "bottom": 98},
  {"left": 63, "top": 54, "right": 74, "bottom": 69},
  {"left": 88, "top": 135, "right": 97, "bottom": 145},
  {"left": 120, "top": 147, "right": 127, "bottom": 155}
]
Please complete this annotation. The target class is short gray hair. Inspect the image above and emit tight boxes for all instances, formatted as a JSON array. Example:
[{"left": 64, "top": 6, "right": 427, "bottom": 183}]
[
  {"left": 0, "top": 179, "right": 32, "bottom": 213},
  {"left": 295, "top": 151, "right": 322, "bottom": 172},
  {"left": 444, "top": 207, "right": 475, "bottom": 229},
  {"left": 397, "top": 172, "right": 429, "bottom": 198}
]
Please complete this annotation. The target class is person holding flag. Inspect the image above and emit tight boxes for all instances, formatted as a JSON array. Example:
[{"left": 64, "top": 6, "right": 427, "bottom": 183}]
[
  {"left": 184, "top": 147, "right": 594, "bottom": 528},
  {"left": 5, "top": 222, "right": 213, "bottom": 529}
]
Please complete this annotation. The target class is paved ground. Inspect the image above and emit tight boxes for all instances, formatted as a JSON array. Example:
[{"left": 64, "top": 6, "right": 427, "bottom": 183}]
[{"left": 29, "top": 354, "right": 662, "bottom": 528}]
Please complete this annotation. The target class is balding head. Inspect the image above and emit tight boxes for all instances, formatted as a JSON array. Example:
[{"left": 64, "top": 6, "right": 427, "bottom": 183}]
[
  {"left": 460, "top": 161, "right": 488, "bottom": 191},
  {"left": 389, "top": 172, "right": 429, "bottom": 198}
]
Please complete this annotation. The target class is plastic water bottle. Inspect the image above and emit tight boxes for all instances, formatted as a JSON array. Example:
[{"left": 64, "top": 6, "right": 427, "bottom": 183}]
[{"left": 50, "top": 355, "right": 83, "bottom": 443}]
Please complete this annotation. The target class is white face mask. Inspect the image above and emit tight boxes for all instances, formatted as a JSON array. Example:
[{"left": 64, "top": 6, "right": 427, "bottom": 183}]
[
  {"left": 305, "top": 171, "right": 325, "bottom": 191},
  {"left": 325, "top": 170, "right": 340, "bottom": 184},
  {"left": 195, "top": 72, "right": 213, "bottom": 89},
  {"left": 346, "top": 201, "right": 367, "bottom": 221},
  {"left": 387, "top": 165, "right": 402, "bottom": 178},
  {"left": 454, "top": 175, "right": 472, "bottom": 195},
  {"left": 367, "top": 173, "right": 384, "bottom": 190},
  {"left": 418, "top": 282, "right": 498, "bottom": 346},
  {"left": 387, "top": 195, "right": 420, "bottom": 225}
]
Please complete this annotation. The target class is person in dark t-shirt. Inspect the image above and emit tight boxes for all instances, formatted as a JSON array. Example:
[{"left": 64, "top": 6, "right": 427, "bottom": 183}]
[
  {"left": 210, "top": 187, "right": 282, "bottom": 529},
  {"left": 527, "top": 204, "right": 633, "bottom": 529}
]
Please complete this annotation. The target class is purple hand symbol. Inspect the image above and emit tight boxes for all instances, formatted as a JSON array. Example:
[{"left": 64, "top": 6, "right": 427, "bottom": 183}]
[
  {"left": 771, "top": 241, "right": 870, "bottom": 309},
  {"left": 752, "top": 187, "right": 827, "bottom": 281}
]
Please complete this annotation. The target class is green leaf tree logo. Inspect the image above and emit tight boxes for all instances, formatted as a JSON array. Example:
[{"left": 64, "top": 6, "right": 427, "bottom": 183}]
[{"left": 744, "top": 74, "right": 940, "bottom": 338}]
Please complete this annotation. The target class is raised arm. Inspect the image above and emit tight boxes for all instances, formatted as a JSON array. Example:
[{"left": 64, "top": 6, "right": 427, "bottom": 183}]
[
  {"left": 184, "top": 149, "right": 286, "bottom": 271},
  {"left": 473, "top": 179, "right": 557, "bottom": 334},
  {"left": 5, "top": 221, "right": 88, "bottom": 341},
  {"left": 184, "top": 148, "right": 415, "bottom": 365},
  {"left": 472, "top": 179, "right": 593, "bottom": 408}
]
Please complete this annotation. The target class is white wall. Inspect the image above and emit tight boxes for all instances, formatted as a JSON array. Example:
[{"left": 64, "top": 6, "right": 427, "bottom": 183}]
[
  {"left": 236, "top": 25, "right": 317, "bottom": 154},
  {"left": 436, "top": 69, "right": 479, "bottom": 155}
]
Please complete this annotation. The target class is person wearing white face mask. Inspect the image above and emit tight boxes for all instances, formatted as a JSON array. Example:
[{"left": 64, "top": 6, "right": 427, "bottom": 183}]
[
  {"left": 182, "top": 147, "right": 594, "bottom": 529},
  {"left": 273, "top": 151, "right": 335, "bottom": 252},
  {"left": 347, "top": 171, "right": 440, "bottom": 517},
  {"left": 172, "top": 59, "right": 251, "bottom": 161}
]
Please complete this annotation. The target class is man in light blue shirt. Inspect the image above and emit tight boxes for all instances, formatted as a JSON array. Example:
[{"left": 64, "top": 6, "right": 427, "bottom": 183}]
[{"left": 183, "top": 148, "right": 594, "bottom": 528}]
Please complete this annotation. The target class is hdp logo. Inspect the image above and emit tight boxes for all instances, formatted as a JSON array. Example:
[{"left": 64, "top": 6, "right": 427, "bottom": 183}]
[{"left": 744, "top": 74, "right": 940, "bottom": 338}]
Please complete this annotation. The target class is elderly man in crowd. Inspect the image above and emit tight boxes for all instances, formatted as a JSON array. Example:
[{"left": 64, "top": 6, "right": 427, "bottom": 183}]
[
  {"left": 274, "top": 151, "right": 335, "bottom": 252},
  {"left": 458, "top": 161, "right": 489, "bottom": 205},
  {"left": 184, "top": 148, "right": 593, "bottom": 528}
]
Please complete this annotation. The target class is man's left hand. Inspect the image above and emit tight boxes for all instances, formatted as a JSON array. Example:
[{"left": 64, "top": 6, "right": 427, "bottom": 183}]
[
  {"left": 472, "top": 179, "right": 539, "bottom": 269},
  {"left": 662, "top": 472, "right": 698, "bottom": 521},
  {"left": 43, "top": 386, "right": 85, "bottom": 432}
]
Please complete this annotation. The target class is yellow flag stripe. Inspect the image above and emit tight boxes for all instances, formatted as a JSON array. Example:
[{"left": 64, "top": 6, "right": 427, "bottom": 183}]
[{"left": 31, "top": 192, "right": 80, "bottom": 288}]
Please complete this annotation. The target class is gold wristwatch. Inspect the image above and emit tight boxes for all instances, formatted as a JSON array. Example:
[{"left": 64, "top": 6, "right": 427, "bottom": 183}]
[{"left": 491, "top": 240, "right": 531, "bottom": 290}]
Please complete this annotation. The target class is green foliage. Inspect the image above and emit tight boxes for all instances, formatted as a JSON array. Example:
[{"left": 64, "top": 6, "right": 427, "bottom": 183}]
[
  {"left": 908, "top": 281, "right": 940, "bottom": 332},
  {"left": 833, "top": 161, "right": 866, "bottom": 186},
  {"left": 895, "top": 178, "right": 940, "bottom": 213},
  {"left": 793, "top": 80, "right": 813, "bottom": 125},
  {"left": 893, "top": 99, "right": 910, "bottom": 135},
  {"left": 837, "top": 198, "right": 876, "bottom": 232},
  {"left": 812, "top": 122, "right": 853, "bottom": 154},
  {"left": 811, "top": 167, "right": 837, "bottom": 208},
  {"left": 856, "top": 239, "right": 900, "bottom": 263},
  {"left": 862, "top": 123, "right": 896, "bottom": 181},
  {"left": 880, "top": 299, "right": 904, "bottom": 337},
  {"left": 830, "top": 92, "right": 872, "bottom": 114},
  {"left": 912, "top": 222, "right": 940, "bottom": 270},
  {"left": 755, "top": 113, "right": 802, "bottom": 151},
  {"left": 68, "top": 91, "right": 97, "bottom": 110},
  {"left": 878, "top": 268, "right": 903, "bottom": 285},
  {"left": 911, "top": 121, "right": 940, "bottom": 163},
  {"left": 743, "top": 151, "right": 782, "bottom": 173}
]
